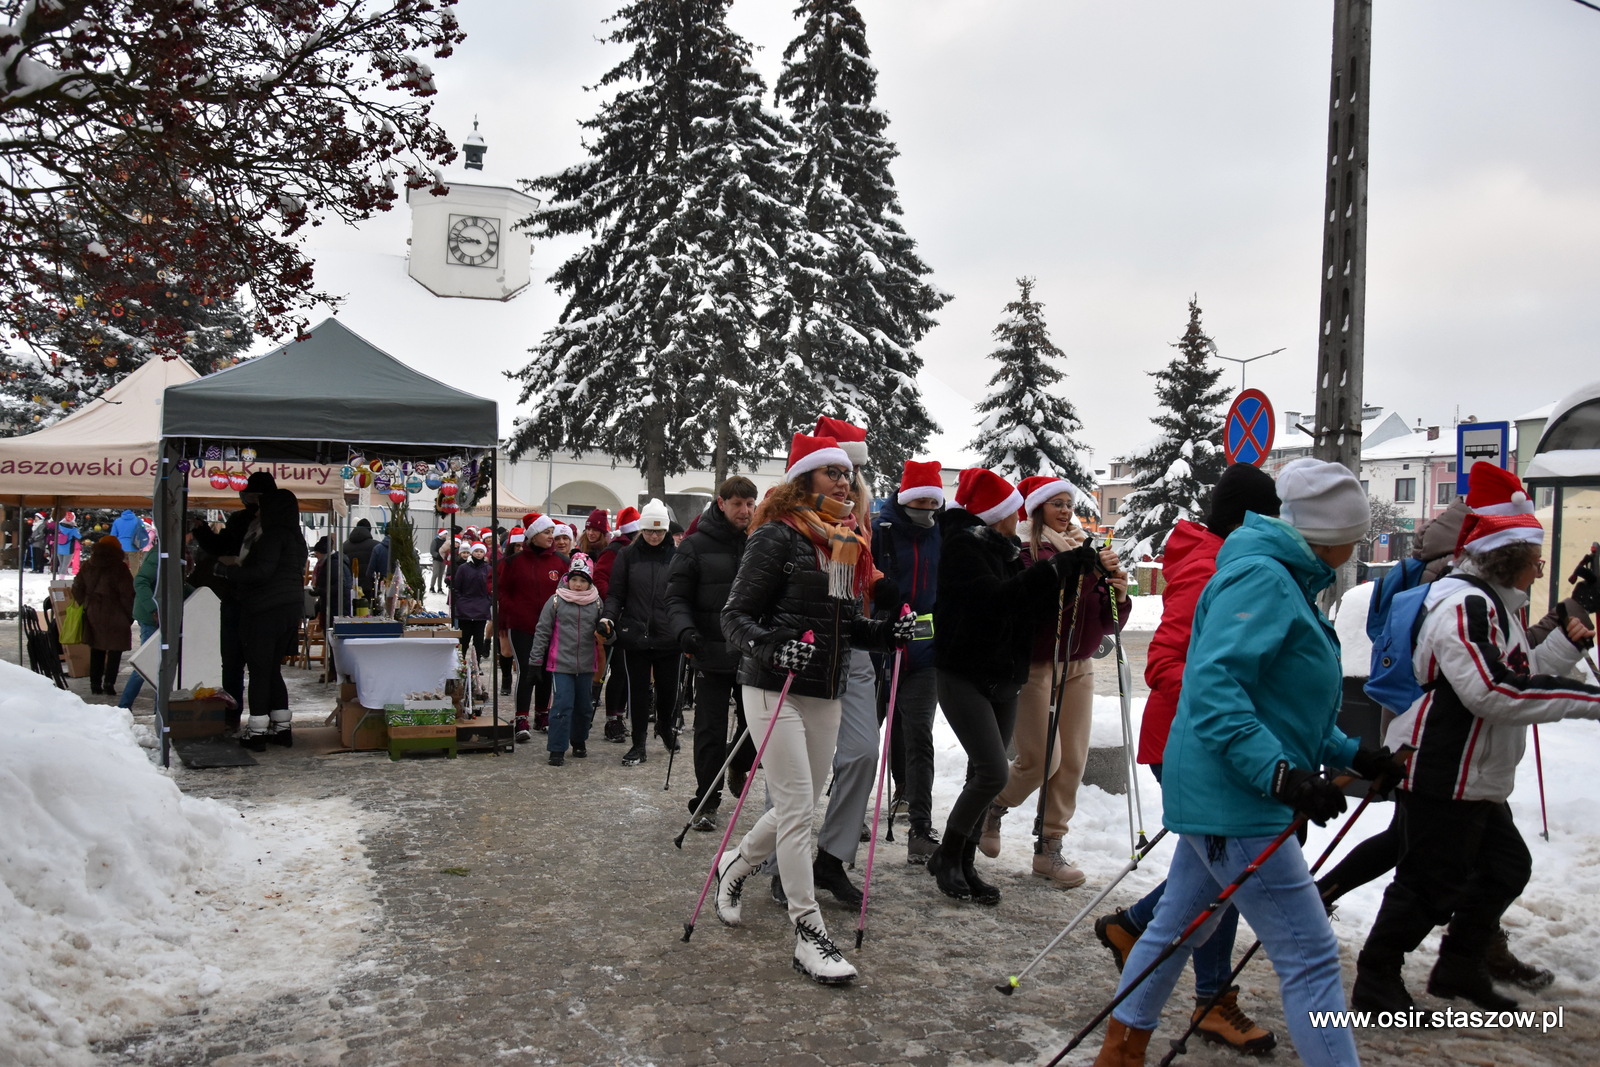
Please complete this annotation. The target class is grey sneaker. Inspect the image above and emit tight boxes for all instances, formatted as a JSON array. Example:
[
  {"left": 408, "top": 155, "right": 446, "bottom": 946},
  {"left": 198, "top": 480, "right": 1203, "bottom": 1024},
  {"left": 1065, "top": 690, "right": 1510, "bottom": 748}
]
[{"left": 906, "top": 825, "right": 940, "bottom": 866}]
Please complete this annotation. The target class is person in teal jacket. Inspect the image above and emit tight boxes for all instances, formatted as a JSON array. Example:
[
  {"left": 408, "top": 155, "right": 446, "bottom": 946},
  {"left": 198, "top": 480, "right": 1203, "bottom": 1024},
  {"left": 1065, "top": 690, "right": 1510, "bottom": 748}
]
[{"left": 1092, "top": 458, "right": 1402, "bottom": 1067}]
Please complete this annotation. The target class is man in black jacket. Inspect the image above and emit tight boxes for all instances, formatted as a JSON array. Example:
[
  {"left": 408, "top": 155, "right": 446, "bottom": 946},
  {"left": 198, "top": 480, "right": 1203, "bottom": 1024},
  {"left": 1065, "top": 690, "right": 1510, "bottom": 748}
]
[
  {"left": 191, "top": 469, "right": 276, "bottom": 723},
  {"left": 666, "top": 478, "right": 758, "bottom": 828},
  {"left": 342, "top": 517, "right": 378, "bottom": 597}
]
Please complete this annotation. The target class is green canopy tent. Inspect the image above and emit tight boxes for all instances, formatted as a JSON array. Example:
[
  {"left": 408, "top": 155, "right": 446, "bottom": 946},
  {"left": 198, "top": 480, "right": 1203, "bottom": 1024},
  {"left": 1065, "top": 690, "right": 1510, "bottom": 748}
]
[{"left": 154, "top": 318, "right": 501, "bottom": 765}]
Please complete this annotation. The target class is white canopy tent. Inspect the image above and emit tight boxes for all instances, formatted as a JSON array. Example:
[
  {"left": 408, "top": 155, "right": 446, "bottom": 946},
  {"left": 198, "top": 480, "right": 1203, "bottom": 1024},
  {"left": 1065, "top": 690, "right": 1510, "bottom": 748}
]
[{"left": 1524, "top": 378, "right": 1600, "bottom": 617}]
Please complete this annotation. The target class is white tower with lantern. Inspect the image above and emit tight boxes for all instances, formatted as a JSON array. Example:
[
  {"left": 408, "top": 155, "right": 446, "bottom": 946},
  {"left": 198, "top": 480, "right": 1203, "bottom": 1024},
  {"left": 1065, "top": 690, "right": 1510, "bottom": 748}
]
[{"left": 406, "top": 121, "right": 539, "bottom": 301}]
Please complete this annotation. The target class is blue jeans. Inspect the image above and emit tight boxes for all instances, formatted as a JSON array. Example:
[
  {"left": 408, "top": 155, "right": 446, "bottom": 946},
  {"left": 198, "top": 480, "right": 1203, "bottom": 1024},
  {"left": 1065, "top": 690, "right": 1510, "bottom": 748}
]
[
  {"left": 548, "top": 672, "right": 593, "bottom": 754},
  {"left": 1114, "top": 833, "right": 1357, "bottom": 1067},
  {"left": 1124, "top": 764, "right": 1240, "bottom": 997},
  {"left": 118, "top": 622, "right": 158, "bottom": 707}
]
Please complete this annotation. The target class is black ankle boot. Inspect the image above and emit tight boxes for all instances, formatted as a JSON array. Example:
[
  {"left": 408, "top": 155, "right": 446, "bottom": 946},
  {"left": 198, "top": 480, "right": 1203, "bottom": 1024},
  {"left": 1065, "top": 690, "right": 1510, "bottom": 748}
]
[
  {"left": 961, "top": 836, "right": 1000, "bottom": 906},
  {"left": 1485, "top": 926, "right": 1554, "bottom": 992},
  {"left": 926, "top": 831, "right": 972, "bottom": 901},
  {"left": 813, "top": 851, "right": 863, "bottom": 908},
  {"left": 1429, "top": 947, "right": 1518, "bottom": 1011},
  {"left": 1351, "top": 950, "right": 1420, "bottom": 1016}
]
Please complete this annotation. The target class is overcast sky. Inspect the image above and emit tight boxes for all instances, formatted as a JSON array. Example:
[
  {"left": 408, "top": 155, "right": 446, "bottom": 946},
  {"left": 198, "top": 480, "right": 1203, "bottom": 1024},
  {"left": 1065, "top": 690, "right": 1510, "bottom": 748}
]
[{"left": 321, "top": 0, "right": 1600, "bottom": 469}]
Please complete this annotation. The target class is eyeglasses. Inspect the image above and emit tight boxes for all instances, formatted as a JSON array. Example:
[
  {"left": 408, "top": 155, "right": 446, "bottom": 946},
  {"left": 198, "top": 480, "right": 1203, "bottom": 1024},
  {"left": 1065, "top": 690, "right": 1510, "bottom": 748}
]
[
  {"left": 1534, "top": 559, "right": 1546, "bottom": 577},
  {"left": 821, "top": 466, "right": 852, "bottom": 483}
]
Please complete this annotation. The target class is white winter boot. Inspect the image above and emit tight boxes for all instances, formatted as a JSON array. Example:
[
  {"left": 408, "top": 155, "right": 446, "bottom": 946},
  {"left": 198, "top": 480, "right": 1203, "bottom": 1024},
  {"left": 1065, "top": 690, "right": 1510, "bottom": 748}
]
[
  {"left": 793, "top": 911, "right": 857, "bottom": 985},
  {"left": 267, "top": 708, "right": 293, "bottom": 748},
  {"left": 240, "top": 714, "right": 270, "bottom": 752},
  {"left": 714, "top": 849, "right": 757, "bottom": 927}
]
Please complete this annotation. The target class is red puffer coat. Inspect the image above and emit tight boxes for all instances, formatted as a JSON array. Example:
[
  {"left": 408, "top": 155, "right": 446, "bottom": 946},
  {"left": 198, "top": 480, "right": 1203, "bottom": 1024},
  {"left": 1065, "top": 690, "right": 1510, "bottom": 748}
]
[
  {"left": 1139, "top": 519, "right": 1222, "bottom": 765},
  {"left": 497, "top": 545, "right": 568, "bottom": 634}
]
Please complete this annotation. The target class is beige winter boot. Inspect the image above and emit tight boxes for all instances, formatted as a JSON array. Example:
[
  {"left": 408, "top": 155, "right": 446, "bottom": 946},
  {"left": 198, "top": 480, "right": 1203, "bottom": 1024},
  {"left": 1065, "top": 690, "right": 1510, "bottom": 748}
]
[
  {"left": 979, "top": 803, "right": 1006, "bottom": 858},
  {"left": 1032, "top": 835, "right": 1086, "bottom": 888}
]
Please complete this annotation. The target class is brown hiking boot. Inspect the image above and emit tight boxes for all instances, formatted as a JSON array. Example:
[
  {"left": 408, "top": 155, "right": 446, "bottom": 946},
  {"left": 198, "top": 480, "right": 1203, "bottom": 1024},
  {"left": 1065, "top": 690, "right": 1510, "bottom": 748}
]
[
  {"left": 979, "top": 803, "right": 1006, "bottom": 858},
  {"left": 1485, "top": 926, "right": 1554, "bottom": 992},
  {"left": 1094, "top": 907, "right": 1141, "bottom": 971},
  {"left": 1192, "top": 987, "right": 1276, "bottom": 1054},
  {"left": 1092, "top": 1017, "right": 1153, "bottom": 1067}
]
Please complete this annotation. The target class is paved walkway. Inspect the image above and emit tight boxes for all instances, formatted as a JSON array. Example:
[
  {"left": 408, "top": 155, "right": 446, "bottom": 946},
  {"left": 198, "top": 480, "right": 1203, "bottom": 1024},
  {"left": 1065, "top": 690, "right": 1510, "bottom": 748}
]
[{"left": 5, "top": 635, "right": 1594, "bottom": 1065}]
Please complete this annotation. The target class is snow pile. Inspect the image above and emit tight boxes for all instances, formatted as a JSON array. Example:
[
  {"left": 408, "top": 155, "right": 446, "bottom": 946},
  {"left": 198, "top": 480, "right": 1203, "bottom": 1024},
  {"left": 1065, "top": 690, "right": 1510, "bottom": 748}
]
[
  {"left": 1119, "top": 595, "right": 1164, "bottom": 632},
  {"left": 0, "top": 568, "right": 58, "bottom": 615},
  {"left": 0, "top": 662, "right": 380, "bottom": 1065},
  {"left": 1331, "top": 579, "right": 1376, "bottom": 677}
]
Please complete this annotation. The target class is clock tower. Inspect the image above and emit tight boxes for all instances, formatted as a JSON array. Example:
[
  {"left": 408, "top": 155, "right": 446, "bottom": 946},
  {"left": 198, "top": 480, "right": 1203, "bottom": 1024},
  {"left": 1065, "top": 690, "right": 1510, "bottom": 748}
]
[{"left": 406, "top": 122, "right": 539, "bottom": 301}]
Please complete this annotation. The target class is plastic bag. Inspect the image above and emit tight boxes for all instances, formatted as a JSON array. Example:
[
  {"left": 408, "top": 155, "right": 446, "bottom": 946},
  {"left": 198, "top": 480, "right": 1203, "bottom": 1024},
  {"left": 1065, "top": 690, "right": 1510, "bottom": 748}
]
[{"left": 59, "top": 601, "right": 85, "bottom": 645}]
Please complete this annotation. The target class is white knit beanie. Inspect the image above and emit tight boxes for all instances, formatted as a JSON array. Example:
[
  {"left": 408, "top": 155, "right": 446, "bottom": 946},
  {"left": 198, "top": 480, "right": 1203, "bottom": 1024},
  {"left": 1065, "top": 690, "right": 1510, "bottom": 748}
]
[
  {"left": 1276, "top": 458, "right": 1371, "bottom": 545},
  {"left": 639, "top": 498, "right": 671, "bottom": 531}
]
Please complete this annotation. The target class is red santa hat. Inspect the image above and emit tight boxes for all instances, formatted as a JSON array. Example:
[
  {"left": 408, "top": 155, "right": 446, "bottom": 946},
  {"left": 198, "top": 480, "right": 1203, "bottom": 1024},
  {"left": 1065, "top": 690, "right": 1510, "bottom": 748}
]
[
  {"left": 551, "top": 523, "right": 574, "bottom": 541},
  {"left": 615, "top": 506, "right": 641, "bottom": 535},
  {"left": 955, "top": 468, "right": 1023, "bottom": 526},
  {"left": 1465, "top": 462, "right": 1534, "bottom": 516},
  {"left": 507, "top": 526, "right": 526, "bottom": 544},
  {"left": 785, "top": 432, "right": 852, "bottom": 483},
  {"left": 1015, "top": 474, "right": 1082, "bottom": 518},
  {"left": 470, "top": 541, "right": 488, "bottom": 556},
  {"left": 522, "top": 512, "right": 555, "bottom": 537},
  {"left": 814, "top": 416, "right": 869, "bottom": 467},
  {"left": 897, "top": 460, "right": 945, "bottom": 507},
  {"left": 1457, "top": 511, "right": 1544, "bottom": 556}
]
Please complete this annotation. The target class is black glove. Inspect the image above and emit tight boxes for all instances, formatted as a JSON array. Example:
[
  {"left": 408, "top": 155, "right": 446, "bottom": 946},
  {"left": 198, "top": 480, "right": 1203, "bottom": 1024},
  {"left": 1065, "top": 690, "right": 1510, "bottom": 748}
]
[
  {"left": 680, "top": 628, "right": 705, "bottom": 655},
  {"left": 890, "top": 612, "right": 916, "bottom": 647},
  {"left": 1051, "top": 543, "right": 1101, "bottom": 580},
  {"left": 529, "top": 665, "right": 548, "bottom": 685},
  {"left": 1350, "top": 745, "right": 1407, "bottom": 794},
  {"left": 872, "top": 576, "right": 901, "bottom": 610},
  {"left": 1270, "top": 762, "right": 1347, "bottom": 826},
  {"left": 597, "top": 618, "right": 615, "bottom": 640},
  {"left": 771, "top": 639, "right": 814, "bottom": 672}
]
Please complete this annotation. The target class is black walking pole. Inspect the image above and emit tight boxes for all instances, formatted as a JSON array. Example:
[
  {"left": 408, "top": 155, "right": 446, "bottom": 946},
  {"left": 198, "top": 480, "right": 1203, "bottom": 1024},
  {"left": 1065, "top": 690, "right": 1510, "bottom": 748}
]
[{"left": 663, "top": 652, "right": 693, "bottom": 791}]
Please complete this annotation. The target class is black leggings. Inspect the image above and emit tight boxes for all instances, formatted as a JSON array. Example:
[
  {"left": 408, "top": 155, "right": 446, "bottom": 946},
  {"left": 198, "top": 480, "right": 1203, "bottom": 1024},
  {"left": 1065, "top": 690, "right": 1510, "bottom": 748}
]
[
  {"left": 241, "top": 602, "right": 299, "bottom": 718},
  {"left": 623, "top": 647, "right": 679, "bottom": 744},
  {"left": 935, "top": 669, "right": 1022, "bottom": 840},
  {"left": 88, "top": 648, "right": 123, "bottom": 688},
  {"left": 1317, "top": 810, "right": 1400, "bottom": 903},
  {"left": 458, "top": 618, "right": 489, "bottom": 660},
  {"left": 508, "top": 629, "right": 553, "bottom": 716}
]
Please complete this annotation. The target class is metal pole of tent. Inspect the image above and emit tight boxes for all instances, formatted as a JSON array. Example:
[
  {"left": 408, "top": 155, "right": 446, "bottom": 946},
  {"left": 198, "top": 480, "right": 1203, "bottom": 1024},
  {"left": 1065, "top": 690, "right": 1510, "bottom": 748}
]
[
  {"left": 17, "top": 496, "right": 25, "bottom": 665},
  {"left": 491, "top": 452, "right": 500, "bottom": 750},
  {"left": 153, "top": 444, "right": 183, "bottom": 768}
]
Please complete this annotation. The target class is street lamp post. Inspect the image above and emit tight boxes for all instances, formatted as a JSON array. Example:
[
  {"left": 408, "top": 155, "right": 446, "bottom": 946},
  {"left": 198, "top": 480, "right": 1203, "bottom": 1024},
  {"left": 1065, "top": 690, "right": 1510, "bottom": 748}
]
[{"left": 1209, "top": 346, "right": 1287, "bottom": 391}]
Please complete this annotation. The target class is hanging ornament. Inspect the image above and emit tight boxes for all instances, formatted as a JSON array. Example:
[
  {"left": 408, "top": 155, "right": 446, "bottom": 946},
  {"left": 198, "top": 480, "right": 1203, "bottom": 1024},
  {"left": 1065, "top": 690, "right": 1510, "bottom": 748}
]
[
  {"left": 355, "top": 470, "right": 373, "bottom": 489},
  {"left": 388, "top": 486, "right": 408, "bottom": 505},
  {"left": 228, "top": 470, "right": 248, "bottom": 492},
  {"left": 436, "top": 460, "right": 450, "bottom": 474},
  {"left": 374, "top": 474, "right": 392, "bottom": 492},
  {"left": 384, "top": 460, "right": 401, "bottom": 476},
  {"left": 209, "top": 468, "right": 229, "bottom": 490},
  {"left": 438, "top": 482, "right": 458, "bottom": 499},
  {"left": 223, "top": 447, "right": 239, "bottom": 462},
  {"left": 340, "top": 464, "right": 356, "bottom": 480},
  {"left": 348, "top": 454, "right": 365, "bottom": 471},
  {"left": 366, "top": 458, "right": 384, "bottom": 475},
  {"left": 400, "top": 461, "right": 413, "bottom": 476},
  {"left": 241, "top": 447, "right": 257, "bottom": 464},
  {"left": 204, "top": 445, "right": 222, "bottom": 462},
  {"left": 438, "top": 500, "right": 459, "bottom": 515},
  {"left": 424, "top": 473, "right": 442, "bottom": 490},
  {"left": 176, "top": 459, "right": 191, "bottom": 474},
  {"left": 448, "top": 455, "right": 464, "bottom": 473},
  {"left": 405, "top": 476, "right": 424, "bottom": 494}
]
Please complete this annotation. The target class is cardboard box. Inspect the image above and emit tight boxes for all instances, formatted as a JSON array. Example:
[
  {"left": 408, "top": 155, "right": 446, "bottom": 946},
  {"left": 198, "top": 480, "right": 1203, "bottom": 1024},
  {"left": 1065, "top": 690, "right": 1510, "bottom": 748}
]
[
  {"left": 338, "top": 700, "right": 388, "bottom": 751},
  {"left": 61, "top": 643, "right": 90, "bottom": 678},
  {"left": 166, "top": 698, "right": 229, "bottom": 740},
  {"left": 339, "top": 682, "right": 358, "bottom": 701}
]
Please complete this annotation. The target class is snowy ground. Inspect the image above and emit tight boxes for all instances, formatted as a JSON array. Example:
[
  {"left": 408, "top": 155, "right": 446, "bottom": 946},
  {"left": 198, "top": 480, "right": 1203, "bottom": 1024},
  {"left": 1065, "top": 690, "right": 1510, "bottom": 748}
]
[
  {"left": 0, "top": 664, "right": 381, "bottom": 1066},
  {"left": 1, "top": 568, "right": 62, "bottom": 616}
]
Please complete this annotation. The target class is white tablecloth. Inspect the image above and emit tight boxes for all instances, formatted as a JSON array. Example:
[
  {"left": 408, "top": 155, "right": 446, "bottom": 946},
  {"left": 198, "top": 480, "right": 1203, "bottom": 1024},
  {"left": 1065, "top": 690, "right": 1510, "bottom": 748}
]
[{"left": 335, "top": 637, "right": 458, "bottom": 709}]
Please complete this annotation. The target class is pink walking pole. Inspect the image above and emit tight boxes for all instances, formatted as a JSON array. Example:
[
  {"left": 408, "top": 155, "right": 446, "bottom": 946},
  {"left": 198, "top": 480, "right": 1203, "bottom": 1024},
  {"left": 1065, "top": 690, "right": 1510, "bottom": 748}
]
[
  {"left": 1533, "top": 724, "right": 1550, "bottom": 842},
  {"left": 856, "top": 605, "right": 913, "bottom": 948},
  {"left": 682, "top": 631, "right": 813, "bottom": 943}
]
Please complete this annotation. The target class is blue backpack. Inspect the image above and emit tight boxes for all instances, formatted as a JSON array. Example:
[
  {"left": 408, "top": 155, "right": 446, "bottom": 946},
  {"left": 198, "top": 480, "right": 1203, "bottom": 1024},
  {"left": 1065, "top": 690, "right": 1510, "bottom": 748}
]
[{"left": 1365, "top": 569, "right": 1503, "bottom": 713}]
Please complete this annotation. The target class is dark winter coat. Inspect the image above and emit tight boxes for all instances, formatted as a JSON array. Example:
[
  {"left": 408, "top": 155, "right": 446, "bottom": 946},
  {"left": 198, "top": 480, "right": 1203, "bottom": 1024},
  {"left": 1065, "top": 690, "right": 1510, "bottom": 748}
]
[
  {"left": 592, "top": 534, "right": 631, "bottom": 600},
  {"left": 368, "top": 539, "right": 392, "bottom": 583},
  {"left": 29, "top": 516, "right": 49, "bottom": 548},
  {"left": 72, "top": 544, "right": 135, "bottom": 651},
  {"left": 192, "top": 504, "right": 256, "bottom": 600},
  {"left": 603, "top": 535, "right": 677, "bottom": 651},
  {"left": 228, "top": 489, "right": 308, "bottom": 614},
  {"left": 871, "top": 502, "right": 941, "bottom": 673},
  {"left": 665, "top": 503, "right": 747, "bottom": 673},
  {"left": 497, "top": 545, "right": 567, "bottom": 633},
  {"left": 1021, "top": 533, "right": 1129, "bottom": 663},
  {"left": 451, "top": 558, "right": 493, "bottom": 622},
  {"left": 312, "top": 552, "right": 353, "bottom": 618},
  {"left": 722, "top": 518, "right": 894, "bottom": 700},
  {"left": 932, "top": 509, "right": 1059, "bottom": 687},
  {"left": 342, "top": 524, "right": 377, "bottom": 592}
]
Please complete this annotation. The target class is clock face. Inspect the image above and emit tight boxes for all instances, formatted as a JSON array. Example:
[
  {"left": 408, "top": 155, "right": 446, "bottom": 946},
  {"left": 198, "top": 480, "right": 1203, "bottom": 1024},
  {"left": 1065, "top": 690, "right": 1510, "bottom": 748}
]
[{"left": 447, "top": 214, "right": 500, "bottom": 267}]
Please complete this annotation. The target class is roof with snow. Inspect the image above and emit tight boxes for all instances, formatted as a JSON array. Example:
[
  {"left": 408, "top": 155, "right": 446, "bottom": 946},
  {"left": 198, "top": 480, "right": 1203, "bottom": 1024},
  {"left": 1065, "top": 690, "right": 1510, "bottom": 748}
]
[
  {"left": 1527, "top": 378, "right": 1600, "bottom": 481},
  {"left": 1360, "top": 428, "right": 1462, "bottom": 462}
]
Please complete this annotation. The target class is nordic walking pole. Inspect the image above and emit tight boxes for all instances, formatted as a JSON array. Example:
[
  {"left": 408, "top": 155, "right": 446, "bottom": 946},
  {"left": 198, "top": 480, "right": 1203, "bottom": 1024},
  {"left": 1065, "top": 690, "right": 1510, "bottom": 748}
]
[
  {"left": 1102, "top": 536, "right": 1147, "bottom": 852},
  {"left": 1033, "top": 568, "right": 1083, "bottom": 859},
  {"left": 663, "top": 652, "right": 692, "bottom": 791},
  {"left": 997, "top": 827, "right": 1170, "bottom": 996},
  {"left": 682, "top": 631, "right": 812, "bottom": 943},
  {"left": 856, "top": 605, "right": 912, "bottom": 949},
  {"left": 1041, "top": 774, "right": 1357, "bottom": 1067},
  {"left": 1158, "top": 777, "right": 1392, "bottom": 1066},
  {"left": 673, "top": 719, "right": 752, "bottom": 849},
  {"left": 1533, "top": 723, "right": 1550, "bottom": 842}
]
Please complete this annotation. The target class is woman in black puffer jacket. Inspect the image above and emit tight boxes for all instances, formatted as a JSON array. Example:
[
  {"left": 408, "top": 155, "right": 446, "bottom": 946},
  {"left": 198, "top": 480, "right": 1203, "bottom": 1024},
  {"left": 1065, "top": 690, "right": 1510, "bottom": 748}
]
[
  {"left": 925, "top": 468, "right": 1096, "bottom": 904},
  {"left": 222, "top": 488, "right": 308, "bottom": 750},
  {"left": 602, "top": 498, "right": 679, "bottom": 766},
  {"left": 717, "top": 433, "right": 911, "bottom": 986}
]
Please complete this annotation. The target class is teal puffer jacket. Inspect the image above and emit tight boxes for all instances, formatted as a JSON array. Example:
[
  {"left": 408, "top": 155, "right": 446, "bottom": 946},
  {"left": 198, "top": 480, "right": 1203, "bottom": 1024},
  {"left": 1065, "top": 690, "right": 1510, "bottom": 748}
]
[{"left": 1160, "top": 513, "right": 1359, "bottom": 837}]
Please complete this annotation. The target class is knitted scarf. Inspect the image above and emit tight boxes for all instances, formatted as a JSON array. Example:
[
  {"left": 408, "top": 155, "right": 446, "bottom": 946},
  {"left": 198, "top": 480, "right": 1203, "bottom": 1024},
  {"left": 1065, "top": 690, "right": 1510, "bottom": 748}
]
[
  {"left": 783, "top": 494, "right": 873, "bottom": 600},
  {"left": 555, "top": 581, "right": 599, "bottom": 605}
]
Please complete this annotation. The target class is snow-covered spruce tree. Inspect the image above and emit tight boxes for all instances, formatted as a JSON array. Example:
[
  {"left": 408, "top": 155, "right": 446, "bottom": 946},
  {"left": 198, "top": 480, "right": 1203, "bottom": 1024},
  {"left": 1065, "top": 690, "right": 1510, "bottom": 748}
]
[
  {"left": 967, "top": 277, "right": 1096, "bottom": 515},
  {"left": 1115, "top": 297, "right": 1229, "bottom": 556},
  {"left": 508, "top": 0, "right": 802, "bottom": 496},
  {"left": 774, "top": 0, "right": 948, "bottom": 489}
]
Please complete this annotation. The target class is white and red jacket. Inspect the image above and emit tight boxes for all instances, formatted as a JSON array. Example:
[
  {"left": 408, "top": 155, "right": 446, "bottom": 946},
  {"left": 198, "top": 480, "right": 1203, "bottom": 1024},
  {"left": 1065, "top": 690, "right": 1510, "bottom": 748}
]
[{"left": 1387, "top": 558, "right": 1600, "bottom": 802}]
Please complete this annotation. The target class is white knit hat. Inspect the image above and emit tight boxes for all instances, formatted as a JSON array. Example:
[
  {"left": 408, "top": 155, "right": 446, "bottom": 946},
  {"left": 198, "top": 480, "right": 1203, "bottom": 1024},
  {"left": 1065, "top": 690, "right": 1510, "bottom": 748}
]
[
  {"left": 1276, "top": 458, "right": 1371, "bottom": 545},
  {"left": 639, "top": 498, "right": 671, "bottom": 531}
]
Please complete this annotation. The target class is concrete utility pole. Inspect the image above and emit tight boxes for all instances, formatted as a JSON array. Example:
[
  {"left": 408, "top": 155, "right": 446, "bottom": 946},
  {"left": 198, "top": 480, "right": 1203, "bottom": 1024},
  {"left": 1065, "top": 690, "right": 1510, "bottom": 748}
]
[{"left": 1313, "top": 0, "right": 1371, "bottom": 600}]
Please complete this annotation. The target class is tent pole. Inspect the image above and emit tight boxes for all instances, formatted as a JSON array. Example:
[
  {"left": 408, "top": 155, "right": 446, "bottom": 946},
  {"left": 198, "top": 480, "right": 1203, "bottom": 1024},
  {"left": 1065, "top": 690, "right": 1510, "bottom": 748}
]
[
  {"left": 491, "top": 452, "right": 500, "bottom": 748},
  {"left": 16, "top": 496, "right": 25, "bottom": 665},
  {"left": 153, "top": 444, "right": 183, "bottom": 769}
]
